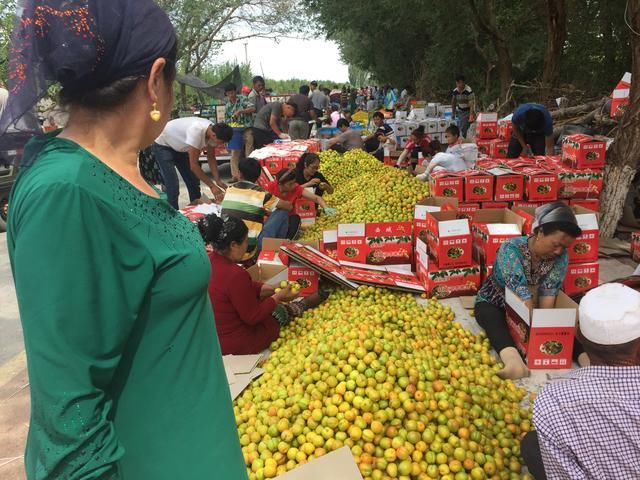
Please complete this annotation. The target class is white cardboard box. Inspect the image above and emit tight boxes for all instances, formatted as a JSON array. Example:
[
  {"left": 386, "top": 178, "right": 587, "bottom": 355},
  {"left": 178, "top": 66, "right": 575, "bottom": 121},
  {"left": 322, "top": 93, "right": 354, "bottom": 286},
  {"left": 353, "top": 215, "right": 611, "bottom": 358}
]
[{"left": 276, "top": 446, "right": 363, "bottom": 480}]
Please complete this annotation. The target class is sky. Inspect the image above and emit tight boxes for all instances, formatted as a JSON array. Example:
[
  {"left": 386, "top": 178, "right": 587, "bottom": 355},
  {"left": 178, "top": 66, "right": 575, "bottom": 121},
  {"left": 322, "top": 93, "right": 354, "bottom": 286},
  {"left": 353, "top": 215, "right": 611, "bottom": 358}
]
[{"left": 217, "top": 36, "right": 349, "bottom": 83}]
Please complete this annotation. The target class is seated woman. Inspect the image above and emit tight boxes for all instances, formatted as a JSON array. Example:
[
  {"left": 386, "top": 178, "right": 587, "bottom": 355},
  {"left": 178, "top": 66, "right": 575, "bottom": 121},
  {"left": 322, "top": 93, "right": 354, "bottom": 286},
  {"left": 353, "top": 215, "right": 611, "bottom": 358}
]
[
  {"left": 474, "top": 202, "right": 590, "bottom": 379},
  {"left": 199, "top": 213, "right": 325, "bottom": 355},
  {"left": 265, "top": 168, "right": 331, "bottom": 239},
  {"left": 295, "top": 152, "right": 334, "bottom": 197}
]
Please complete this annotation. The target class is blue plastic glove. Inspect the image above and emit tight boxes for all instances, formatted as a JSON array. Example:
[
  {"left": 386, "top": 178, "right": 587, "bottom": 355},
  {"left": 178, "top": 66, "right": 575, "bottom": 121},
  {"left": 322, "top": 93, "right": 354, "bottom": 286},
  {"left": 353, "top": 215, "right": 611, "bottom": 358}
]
[{"left": 323, "top": 207, "right": 337, "bottom": 216}]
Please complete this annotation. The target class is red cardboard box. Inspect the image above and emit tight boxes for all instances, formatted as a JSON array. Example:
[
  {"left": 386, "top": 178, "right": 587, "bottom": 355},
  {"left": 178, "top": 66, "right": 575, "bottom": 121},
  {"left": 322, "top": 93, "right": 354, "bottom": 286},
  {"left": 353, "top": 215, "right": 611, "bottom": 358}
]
[
  {"left": 563, "top": 262, "right": 599, "bottom": 296},
  {"left": 425, "top": 211, "right": 472, "bottom": 269},
  {"left": 464, "top": 171, "right": 494, "bottom": 202},
  {"left": 561, "top": 134, "right": 606, "bottom": 170},
  {"left": 475, "top": 139, "right": 493, "bottom": 156},
  {"left": 337, "top": 222, "right": 413, "bottom": 266},
  {"left": 257, "top": 238, "right": 320, "bottom": 267},
  {"left": 513, "top": 200, "right": 544, "bottom": 209},
  {"left": 610, "top": 72, "right": 631, "bottom": 118},
  {"left": 558, "top": 169, "right": 604, "bottom": 199},
  {"left": 487, "top": 167, "right": 524, "bottom": 202},
  {"left": 512, "top": 206, "right": 536, "bottom": 235},
  {"left": 288, "top": 261, "right": 319, "bottom": 296},
  {"left": 429, "top": 172, "right": 464, "bottom": 202},
  {"left": 476, "top": 112, "right": 498, "bottom": 139},
  {"left": 472, "top": 209, "right": 524, "bottom": 265},
  {"left": 570, "top": 199, "right": 600, "bottom": 212},
  {"left": 521, "top": 167, "right": 559, "bottom": 202},
  {"left": 568, "top": 207, "right": 599, "bottom": 264},
  {"left": 415, "top": 239, "right": 480, "bottom": 299},
  {"left": 294, "top": 197, "right": 317, "bottom": 226},
  {"left": 256, "top": 167, "right": 274, "bottom": 190},
  {"left": 414, "top": 197, "right": 458, "bottom": 245},
  {"left": 482, "top": 201, "right": 510, "bottom": 209},
  {"left": 498, "top": 118, "right": 513, "bottom": 141},
  {"left": 263, "top": 157, "right": 284, "bottom": 174},
  {"left": 505, "top": 289, "right": 577, "bottom": 369},
  {"left": 632, "top": 231, "right": 640, "bottom": 262},
  {"left": 488, "top": 139, "right": 509, "bottom": 159},
  {"left": 457, "top": 203, "right": 480, "bottom": 220},
  {"left": 321, "top": 230, "right": 338, "bottom": 260}
]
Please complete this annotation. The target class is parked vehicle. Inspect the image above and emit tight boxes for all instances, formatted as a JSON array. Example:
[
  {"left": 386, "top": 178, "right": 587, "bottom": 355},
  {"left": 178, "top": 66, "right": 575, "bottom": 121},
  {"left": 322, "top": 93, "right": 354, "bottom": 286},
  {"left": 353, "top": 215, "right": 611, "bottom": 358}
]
[{"left": 0, "top": 112, "right": 42, "bottom": 232}]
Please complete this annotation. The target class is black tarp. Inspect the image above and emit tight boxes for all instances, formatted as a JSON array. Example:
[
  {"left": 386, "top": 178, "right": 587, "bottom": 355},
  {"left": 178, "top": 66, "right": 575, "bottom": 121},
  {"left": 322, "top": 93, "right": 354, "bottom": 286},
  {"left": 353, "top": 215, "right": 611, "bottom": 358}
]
[{"left": 176, "top": 66, "right": 242, "bottom": 99}]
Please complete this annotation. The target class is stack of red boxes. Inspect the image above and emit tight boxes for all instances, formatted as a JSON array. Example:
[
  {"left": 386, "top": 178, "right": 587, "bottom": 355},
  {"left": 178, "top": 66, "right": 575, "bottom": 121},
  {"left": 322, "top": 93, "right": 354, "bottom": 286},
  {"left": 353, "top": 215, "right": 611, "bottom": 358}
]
[
  {"left": 415, "top": 210, "right": 481, "bottom": 298},
  {"left": 475, "top": 112, "right": 498, "bottom": 156},
  {"left": 562, "top": 206, "right": 600, "bottom": 295}
]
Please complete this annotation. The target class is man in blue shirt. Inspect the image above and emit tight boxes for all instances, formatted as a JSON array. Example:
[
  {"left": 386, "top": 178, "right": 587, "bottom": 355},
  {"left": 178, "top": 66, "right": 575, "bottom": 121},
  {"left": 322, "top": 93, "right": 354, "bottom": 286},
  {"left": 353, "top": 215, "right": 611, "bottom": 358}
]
[{"left": 508, "top": 103, "right": 554, "bottom": 158}]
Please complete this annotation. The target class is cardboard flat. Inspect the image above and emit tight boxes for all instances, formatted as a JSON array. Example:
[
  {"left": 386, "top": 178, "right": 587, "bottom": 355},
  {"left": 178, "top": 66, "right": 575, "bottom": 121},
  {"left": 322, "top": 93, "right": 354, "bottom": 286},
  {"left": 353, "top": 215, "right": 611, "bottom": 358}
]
[
  {"left": 223, "top": 354, "right": 263, "bottom": 375},
  {"left": 229, "top": 368, "right": 265, "bottom": 400},
  {"left": 276, "top": 446, "right": 363, "bottom": 480}
]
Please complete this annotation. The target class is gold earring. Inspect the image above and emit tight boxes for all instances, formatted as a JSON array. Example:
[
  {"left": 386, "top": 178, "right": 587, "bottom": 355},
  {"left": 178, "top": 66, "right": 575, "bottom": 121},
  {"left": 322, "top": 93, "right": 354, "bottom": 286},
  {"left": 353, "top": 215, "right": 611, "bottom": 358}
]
[{"left": 150, "top": 103, "right": 161, "bottom": 122}]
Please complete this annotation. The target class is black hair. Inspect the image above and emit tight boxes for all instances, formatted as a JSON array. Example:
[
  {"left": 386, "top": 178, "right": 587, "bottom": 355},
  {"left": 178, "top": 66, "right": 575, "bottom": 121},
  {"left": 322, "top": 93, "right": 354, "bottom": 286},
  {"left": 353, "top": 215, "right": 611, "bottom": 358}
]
[
  {"left": 59, "top": 44, "right": 177, "bottom": 109},
  {"left": 212, "top": 123, "right": 233, "bottom": 142},
  {"left": 455, "top": 75, "right": 466, "bottom": 82},
  {"left": 224, "top": 83, "right": 237, "bottom": 93},
  {"left": 299, "top": 85, "right": 310, "bottom": 95},
  {"left": 197, "top": 213, "right": 248, "bottom": 251},
  {"left": 322, "top": 88, "right": 330, "bottom": 95},
  {"left": 337, "top": 118, "right": 349, "bottom": 129},
  {"left": 577, "top": 329, "right": 640, "bottom": 366},
  {"left": 276, "top": 168, "right": 297, "bottom": 184},
  {"left": 446, "top": 125, "right": 460, "bottom": 137},
  {"left": 524, "top": 108, "right": 545, "bottom": 132},
  {"left": 534, "top": 221, "right": 582, "bottom": 238},
  {"left": 285, "top": 101, "right": 298, "bottom": 116},
  {"left": 296, "top": 152, "right": 320, "bottom": 172},
  {"left": 310, "top": 80, "right": 318, "bottom": 86},
  {"left": 372, "top": 111, "right": 384, "bottom": 120},
  {"left": 412, "top": 125, "right": 425, "bottom": 137},
  {"left": 425, "top": 138, "right": 443, "bottom": 155},
  {"left": 252, "top": 75, "right": 265, "bottom": 85},
  {"left": 239, "top": 157, "right": 262, "bottom": 183}
]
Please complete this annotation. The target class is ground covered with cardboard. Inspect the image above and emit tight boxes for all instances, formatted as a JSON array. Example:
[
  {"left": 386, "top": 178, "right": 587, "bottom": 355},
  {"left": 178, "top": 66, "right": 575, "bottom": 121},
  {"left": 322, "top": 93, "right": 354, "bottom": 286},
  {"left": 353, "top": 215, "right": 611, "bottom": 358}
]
[{"left": 234, "top": 287, "right": 533, "bottom": 480}]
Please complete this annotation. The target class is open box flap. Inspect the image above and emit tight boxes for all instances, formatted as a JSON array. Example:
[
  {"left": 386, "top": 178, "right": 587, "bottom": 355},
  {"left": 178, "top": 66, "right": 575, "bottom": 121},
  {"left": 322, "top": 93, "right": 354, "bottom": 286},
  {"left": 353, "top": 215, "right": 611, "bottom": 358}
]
[
  {"left": 438, "top": 219, "right": 471, "bottom": 236},
  {"left": 486, "top": 223, "right": 521, "bottom": 235},
  {"left": 532, "top": 308, "right": 576, "bottom": 328},
  {"left": 322, "top": 230, "right": 338, "bottom": 243},
  {"left": 338, "top": 223, "right": 366, "bottom": 237},
  {"left": 505, "top": 288, "right": 531, "bottom": 326}
]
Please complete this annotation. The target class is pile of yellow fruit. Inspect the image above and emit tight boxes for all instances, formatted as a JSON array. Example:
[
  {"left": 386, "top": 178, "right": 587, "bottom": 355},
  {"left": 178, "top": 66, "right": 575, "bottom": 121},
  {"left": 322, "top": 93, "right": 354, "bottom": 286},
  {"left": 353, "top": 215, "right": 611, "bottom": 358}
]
[
  {"left": 301, "top": 150, "right": 430, "bottom": 239},
  {"left": 234, "top": 287, "right": 533, "bottom": 480}
]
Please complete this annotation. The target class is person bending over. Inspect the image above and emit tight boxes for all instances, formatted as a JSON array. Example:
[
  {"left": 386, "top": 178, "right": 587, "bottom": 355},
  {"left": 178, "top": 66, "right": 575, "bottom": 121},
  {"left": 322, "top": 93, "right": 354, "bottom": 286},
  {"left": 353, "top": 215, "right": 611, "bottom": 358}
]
[
  {"left": 327, "top": 118, "right": 363, "bottom": 153},
  {"left": 295, "top": 152, "right": 334, "bottom": 197},
  {"left": 508, "top": 103, "right": 554, "bottom": 158},
  {"left": 200, "top": 214, "right": 326, "bottom": 355},
  {"left": 474, "top": 202, "right": 589, "bottom": 379}
]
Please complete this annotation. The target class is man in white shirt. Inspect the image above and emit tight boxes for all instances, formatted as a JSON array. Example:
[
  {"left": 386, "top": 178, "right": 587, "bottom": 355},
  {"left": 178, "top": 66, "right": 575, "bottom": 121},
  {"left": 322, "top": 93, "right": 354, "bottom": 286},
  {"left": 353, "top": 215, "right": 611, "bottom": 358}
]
[{"left": 153, "top": 117, "right": 232, "bottom": 208}]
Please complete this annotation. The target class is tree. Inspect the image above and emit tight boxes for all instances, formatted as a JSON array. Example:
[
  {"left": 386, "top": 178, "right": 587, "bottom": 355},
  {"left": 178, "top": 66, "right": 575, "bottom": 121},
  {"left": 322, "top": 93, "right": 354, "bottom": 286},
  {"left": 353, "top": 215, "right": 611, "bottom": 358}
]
[
  {"left": 599, "top": 0, "right": 640, "bottom": 238},
  {"left": 156, "top": 0, "right": 303, "bottom": 107},
  {"left": 542, "top": 0, "right": 567, "bottom": 91},
  {"left": 467, "top": 0, "right": 514, "bottom": 102}
]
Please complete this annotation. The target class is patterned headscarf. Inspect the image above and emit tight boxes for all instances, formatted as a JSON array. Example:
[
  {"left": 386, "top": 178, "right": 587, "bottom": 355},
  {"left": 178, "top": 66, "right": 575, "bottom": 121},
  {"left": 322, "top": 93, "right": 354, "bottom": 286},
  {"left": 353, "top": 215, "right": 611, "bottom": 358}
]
[
  {"left": 0, "top": 0, "right": 177, "bottom": 134},
  {"left": 532, "top": 201, "right": 578, "bottom": 231}
]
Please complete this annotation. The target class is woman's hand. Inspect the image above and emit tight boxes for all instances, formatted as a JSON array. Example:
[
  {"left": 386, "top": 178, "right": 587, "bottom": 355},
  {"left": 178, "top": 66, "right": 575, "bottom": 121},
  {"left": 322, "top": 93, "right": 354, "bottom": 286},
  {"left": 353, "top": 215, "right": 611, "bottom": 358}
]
[
  {"left": 273, "top": 285, "right": 300, "bottom": 303},
  {"left": 303, "top": 178, "right": 321, "bottom": 188},
  {"left": 260, "top": 284, "right": 276, "bottom": 299}
]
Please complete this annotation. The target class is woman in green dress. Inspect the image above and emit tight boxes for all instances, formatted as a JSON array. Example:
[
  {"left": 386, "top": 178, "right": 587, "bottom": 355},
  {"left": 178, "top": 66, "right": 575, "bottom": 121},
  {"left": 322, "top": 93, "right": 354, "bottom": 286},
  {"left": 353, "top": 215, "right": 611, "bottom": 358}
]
[{"left": 2, "top": 1, "right": 247, "bottom": 479}]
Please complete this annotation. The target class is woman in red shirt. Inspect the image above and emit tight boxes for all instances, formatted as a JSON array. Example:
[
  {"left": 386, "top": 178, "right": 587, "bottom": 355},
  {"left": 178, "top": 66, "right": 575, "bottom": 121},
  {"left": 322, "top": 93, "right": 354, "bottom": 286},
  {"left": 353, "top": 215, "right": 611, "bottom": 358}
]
[
  {"left": 199, "top": 213, "right": 325, "bottom": 355},
  {"left": 265, "top": 168, "right": 330, "bottom": 239}
]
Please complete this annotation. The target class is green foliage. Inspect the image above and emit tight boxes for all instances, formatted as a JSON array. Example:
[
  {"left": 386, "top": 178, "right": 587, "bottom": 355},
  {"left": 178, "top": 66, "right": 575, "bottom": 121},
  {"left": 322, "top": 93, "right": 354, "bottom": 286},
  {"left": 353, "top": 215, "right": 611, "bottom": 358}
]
[{"left": 307, "top": 0, "right": 631, "bottom": 107}]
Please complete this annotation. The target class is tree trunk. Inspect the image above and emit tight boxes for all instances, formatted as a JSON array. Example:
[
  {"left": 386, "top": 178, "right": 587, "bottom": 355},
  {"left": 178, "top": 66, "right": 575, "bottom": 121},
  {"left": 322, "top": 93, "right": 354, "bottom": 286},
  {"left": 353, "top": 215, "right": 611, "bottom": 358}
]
[
  {"left": 541, "top": 0, "right": 566, "bottom": 95},
  {"left": 467, "top": 0, "right": 513, "bottom": 102},
  {"left": 599, "top": 0, "right": 640, "bottom": 238}
]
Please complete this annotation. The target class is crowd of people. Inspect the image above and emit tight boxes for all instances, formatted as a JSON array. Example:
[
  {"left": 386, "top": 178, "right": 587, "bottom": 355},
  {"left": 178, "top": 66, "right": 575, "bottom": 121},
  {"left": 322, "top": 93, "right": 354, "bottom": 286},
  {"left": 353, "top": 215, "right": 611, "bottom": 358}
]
[{"left": 1, "top": 2, "right": 638, "bottom": 480}]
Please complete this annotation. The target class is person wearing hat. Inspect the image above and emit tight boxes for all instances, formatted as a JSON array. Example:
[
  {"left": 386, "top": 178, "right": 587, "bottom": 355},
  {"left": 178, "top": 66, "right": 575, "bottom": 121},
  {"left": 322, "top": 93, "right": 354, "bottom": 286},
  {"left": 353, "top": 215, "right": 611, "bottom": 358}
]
[
  {"left": 474, "top": 201, "right": 588, "bottom": 379},
  {"left": 508, "top": 103, "right": 555, "bottom": 158},
  {"left": 521, "top": 283, "right": 640, "bottom": 479}
]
